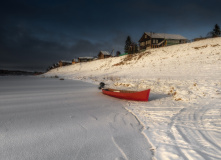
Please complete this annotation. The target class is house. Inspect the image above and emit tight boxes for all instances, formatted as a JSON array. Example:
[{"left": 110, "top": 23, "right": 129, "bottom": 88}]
[
  {"left": 78, "top": 57, "right": 94, "bottom": 62},
  {"left": 72, "top": 59, "right": 78, "bottom": 64},
  {"left": 128, "top": 42, "right": 138, "bottom": 54},
  {"left": 193, "top": 37, "right": 207, "bottom": 41},
  {"left": 98, "top": 51, "right": 111, "bottom": 59},
  {"left": 139, "top": 32, "right": 187, "bottom": 50},
  {"left": 119, "top": 53, "right": 128, "bottom": 56},
  {"left": 59, "top": 60, "right": 72, "bottom": 67}
]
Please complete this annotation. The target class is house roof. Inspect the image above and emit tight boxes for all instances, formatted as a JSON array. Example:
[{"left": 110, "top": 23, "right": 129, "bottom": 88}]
[
  {"left": 59, "top": 60, "right": 72, "bottom": 63},
  {"left": 144, "top": 32, "right": 187, "bottom": 40},
  {"left": 100, "top": 51, "right": 111, "bottom": 55},
  {"left": 78, "top": 57, "right": 94, "bottom": 59}
]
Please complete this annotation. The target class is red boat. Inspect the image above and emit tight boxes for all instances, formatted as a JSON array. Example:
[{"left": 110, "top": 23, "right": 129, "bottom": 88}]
[{"left": 102, "top": 88, "right": 150, "bottom": 101}]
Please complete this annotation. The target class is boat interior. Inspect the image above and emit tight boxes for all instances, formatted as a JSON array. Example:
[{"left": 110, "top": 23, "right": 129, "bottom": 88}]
[{"left": 103, "top": 88, "right": 137, "bottom": 93}]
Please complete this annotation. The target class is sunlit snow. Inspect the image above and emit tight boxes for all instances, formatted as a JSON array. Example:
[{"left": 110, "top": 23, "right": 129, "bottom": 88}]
[{"left": 45, "top": 37, "right": 221, "bottom": 160}]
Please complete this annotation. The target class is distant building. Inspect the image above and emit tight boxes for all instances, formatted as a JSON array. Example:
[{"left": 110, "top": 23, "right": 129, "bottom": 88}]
[
  {"left": 72, "top": 59, "right": 78, "bottom": 64},
  {"left": 128, "top": 42, "right": 138, "bottom": 54},
  {"left": 59, "top": 60, "right": 72, "bottom": 67},
  {"left": 98, "top": 51, "right": 111, "bottom": 59},
  {"left": 139, "top": 32, "right": 187, "bottom": 50},
  {"left": 193, "top": 37, "right": 207, "bottom": 42},
  {"left": 78, "top": 57, "right": 94, "bottom": 62},
  {"left": 119, "top": 53, "right": 128, "bottom": 56}
]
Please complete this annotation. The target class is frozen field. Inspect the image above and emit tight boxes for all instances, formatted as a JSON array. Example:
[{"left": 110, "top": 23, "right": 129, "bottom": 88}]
[{"left": 0, "top": 76, "right": 154, "bottom": 160}]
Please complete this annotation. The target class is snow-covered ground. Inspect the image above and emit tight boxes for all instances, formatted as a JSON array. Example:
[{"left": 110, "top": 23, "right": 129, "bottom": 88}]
[
  {"left": 0, "top": 76, "right": 154, "bottom": 160},
  {"left": 45, "top": 37, "right": 221, "bottom": 160}
]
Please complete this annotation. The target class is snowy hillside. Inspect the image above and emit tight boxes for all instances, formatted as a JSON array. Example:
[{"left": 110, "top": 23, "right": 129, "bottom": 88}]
[
  {"left": 45, "top": 37, "right": 221, "bottom": 160},
  {"left": 46, "top": 37, "right": 221, "bottom": 102},
  {"left": 46, "top": 37, "right": 221, "bottom": 80}
]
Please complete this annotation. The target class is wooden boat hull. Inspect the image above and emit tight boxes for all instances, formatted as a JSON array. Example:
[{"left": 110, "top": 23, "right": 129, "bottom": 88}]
[{"left": 102, "top": 88, "right": 150, "bottom": 101}]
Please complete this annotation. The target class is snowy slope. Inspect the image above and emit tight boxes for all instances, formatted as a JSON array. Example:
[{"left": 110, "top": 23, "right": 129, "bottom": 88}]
[
  {"left": 45, "top": 37, "right": 221, "bottom": 160},
  {"left": 46, "top": 37, "right": 220, "bottom": 78}
]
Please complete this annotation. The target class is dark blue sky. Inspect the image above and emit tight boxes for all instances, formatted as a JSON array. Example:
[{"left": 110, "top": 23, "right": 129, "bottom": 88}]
[{"left": 1, "top": 0, "right": 221, "bottom": 71}]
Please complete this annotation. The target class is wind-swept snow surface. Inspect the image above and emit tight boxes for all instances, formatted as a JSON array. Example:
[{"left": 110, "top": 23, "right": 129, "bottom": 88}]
[
  {"left": 0, "top": 76, "right": 153, "bottom": 160},
  {"left": 45, "top": 37, "right": 221, "bottom": 159}
]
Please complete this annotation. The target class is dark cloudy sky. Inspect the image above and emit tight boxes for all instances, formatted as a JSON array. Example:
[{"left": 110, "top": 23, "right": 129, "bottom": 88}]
[{"left": 1, "top": 0, "right": 221, "bottom": 71}]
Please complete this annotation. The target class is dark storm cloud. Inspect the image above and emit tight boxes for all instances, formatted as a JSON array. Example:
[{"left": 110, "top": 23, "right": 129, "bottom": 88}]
[
  {"left": 0, "top": 25, "right": 67, "bottom": 70},
  {"left": 0, "top": 24, "right": 117, "bottom": 71},
  {"left": 119, "top": 0, "right": 221, "bottom": 39},
  {"left": 0, "top": 0, "right": 221, "bottom": 71}
]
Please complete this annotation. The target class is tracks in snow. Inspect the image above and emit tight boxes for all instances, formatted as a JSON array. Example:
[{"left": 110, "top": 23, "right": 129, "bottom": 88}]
[
  {"left": 126, "top": 98, "right": 221, "bottom": 160},
  {"left": 170, "top": 102, "right": 221, "bottom": 159}
]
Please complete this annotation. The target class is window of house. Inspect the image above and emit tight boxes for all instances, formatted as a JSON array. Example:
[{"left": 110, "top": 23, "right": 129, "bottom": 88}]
[
  {"left": 142, "top": 42, "right": 145, "bottom": 46},
  {"left": 156, "top": 40, "right": 158, "bottom": 43},
  {"left": 153, "top": 39, "right": 155, "bottom": 43}
]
